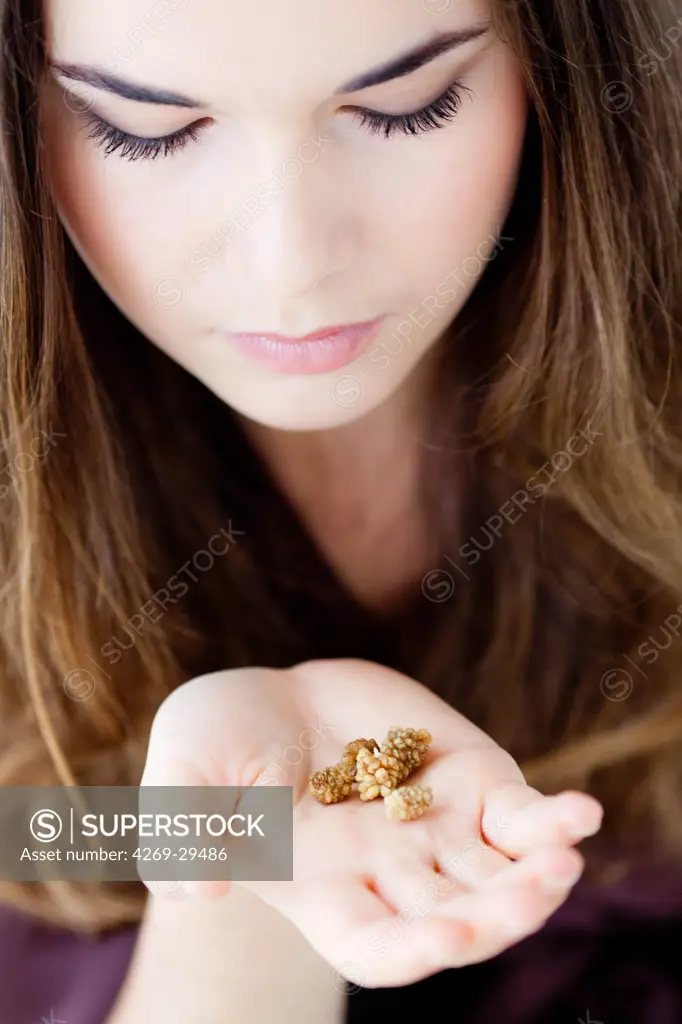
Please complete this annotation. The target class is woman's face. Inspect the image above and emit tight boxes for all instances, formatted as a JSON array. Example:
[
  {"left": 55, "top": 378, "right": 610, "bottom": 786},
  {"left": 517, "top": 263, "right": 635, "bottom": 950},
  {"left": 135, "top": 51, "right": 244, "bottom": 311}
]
[{"left": 41, "top": 0, "right": 528, "bottom": 430}]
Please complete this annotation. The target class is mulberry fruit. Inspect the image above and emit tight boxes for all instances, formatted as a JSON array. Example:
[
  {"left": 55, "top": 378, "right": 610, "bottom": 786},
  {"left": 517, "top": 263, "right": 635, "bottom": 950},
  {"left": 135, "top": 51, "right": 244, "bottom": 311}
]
[
  {"left": 308, "top": 764, "right": 354, "bottom": 804},
  {"left": 308, "top": 737, "right": 377, "bottom": 804},
  {"left": 308, "top": 728, "right": 433, "bottom": 818},
  {"left": 355, "top": 727, "right": 432, "bottom": 800},
  {"left": 385, "top": 784, "right": 434, "bottom": 821}
]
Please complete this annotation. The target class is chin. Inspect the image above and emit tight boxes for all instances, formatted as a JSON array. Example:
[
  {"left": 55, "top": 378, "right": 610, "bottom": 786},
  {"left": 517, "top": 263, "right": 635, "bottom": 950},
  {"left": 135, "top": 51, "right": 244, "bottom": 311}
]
[{"left": 212, "top": 372, "right": 400, "bottom": 433}]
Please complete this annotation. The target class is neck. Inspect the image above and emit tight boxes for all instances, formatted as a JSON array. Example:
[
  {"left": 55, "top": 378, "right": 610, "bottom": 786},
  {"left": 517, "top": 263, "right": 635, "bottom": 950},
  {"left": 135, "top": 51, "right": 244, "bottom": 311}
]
[
  {"left": 238, "top": 351, "right": 435, "bottom": 508},
  {"left": 236, "top": 352, "right": 440, "bottom": 611}
]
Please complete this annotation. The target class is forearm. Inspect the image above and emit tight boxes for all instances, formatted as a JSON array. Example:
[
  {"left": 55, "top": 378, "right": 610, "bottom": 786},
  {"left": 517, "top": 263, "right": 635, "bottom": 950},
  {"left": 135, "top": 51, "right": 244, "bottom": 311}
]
[{"left": 105, "top": 885, "right": 344, "bottom": 1024}]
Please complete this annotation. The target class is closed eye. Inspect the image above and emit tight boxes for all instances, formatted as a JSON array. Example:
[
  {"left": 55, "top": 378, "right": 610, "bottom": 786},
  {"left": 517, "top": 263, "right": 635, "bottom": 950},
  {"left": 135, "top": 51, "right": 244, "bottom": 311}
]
[
  {"left": 78, "top": 109, "right": 211, "bottom": 161},
  {"left": 76, "top": 78, "right": 472, "bottom": 162},
  {"left": 352, "top": 80, "right": 472, "bottom": 138}
]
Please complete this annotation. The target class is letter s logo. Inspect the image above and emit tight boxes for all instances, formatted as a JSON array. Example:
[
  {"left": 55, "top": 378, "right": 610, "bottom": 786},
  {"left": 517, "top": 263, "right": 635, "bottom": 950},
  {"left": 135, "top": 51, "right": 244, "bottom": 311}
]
[{"left": 30, "top": 809, "right": 63, "bottom": 842}]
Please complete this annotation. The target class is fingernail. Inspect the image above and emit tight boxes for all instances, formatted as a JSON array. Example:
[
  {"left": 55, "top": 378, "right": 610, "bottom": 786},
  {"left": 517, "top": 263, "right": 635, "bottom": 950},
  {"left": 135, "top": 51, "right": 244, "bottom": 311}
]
[
  {"left": 541, "top": 865, "right": 583, "bottom": 892},
  {"left": 567, "top": 821, "right": 601, "bottom": 840},
  {"left": 566, "top": 808, "right": 604, "bottom": 840}
]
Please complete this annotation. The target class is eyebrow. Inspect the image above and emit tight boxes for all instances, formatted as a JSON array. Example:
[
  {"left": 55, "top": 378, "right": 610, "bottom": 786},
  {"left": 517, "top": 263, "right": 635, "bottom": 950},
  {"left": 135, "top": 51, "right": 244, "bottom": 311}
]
[
  {"left": 335, "top": 24, "right": 491, "bottom": 94},
  {"left": 49, "top": 61, "right": 202, "bottom": 108},
  {"left": 48, "top": 24, "right": 490, "bottom": 110}
]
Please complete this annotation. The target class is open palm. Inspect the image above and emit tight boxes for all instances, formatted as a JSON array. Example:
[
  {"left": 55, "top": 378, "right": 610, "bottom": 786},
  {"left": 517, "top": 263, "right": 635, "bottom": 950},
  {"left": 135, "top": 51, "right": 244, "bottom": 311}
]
[{"left": 140, "top": 658, "right": 602, "bottom": 988}]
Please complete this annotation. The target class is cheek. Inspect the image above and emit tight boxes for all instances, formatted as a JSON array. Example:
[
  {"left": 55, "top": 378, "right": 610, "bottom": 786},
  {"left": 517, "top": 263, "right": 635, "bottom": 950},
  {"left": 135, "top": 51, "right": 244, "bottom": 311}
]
[
  {"left": 42, "top": 112, "right": 200, "bottom": 334},
  {"left": 375, "top": 51, "right": 528, "bottom": 298}
]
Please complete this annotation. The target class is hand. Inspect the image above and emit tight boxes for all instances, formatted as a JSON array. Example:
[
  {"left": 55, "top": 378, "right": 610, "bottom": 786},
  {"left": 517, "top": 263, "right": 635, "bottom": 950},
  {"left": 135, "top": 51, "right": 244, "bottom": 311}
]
[{"left": 140, "top": 658, "right": 603, "bottom": 988}]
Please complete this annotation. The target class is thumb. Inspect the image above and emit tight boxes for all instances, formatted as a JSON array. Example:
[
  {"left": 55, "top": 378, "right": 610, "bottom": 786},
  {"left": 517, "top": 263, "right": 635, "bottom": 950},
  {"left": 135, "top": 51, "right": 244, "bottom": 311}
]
[
  {"left": 139, "top": 745, "right": 232, "bottom": 902},
  {"left": 137, "top": 668, "right": 314, "bottom": 899}
]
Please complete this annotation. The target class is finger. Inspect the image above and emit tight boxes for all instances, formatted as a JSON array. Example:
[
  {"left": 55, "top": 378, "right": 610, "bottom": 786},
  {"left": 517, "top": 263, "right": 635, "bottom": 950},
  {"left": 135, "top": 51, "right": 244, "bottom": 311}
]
[
  {"left": 369, "top": 855, "right": 444, "bottom": 915},
  {"left": 481, "top": 783, "right": 604, "bottom": 857},
  {"left": 324, "top": 882, "right": 474, "bottom": 989},
  {"left": 426, "top": 844, "right": 584, "bottom": 967},
  {"left": 145, "top": 669, "right": 318, "bottom": 795},
  {"left": 315, "top": 846, "right": 582, "bottom": 988},
  {"left": 427, "top": 791, "right": 512, "bottom": 888},
  {"left": 341, "top": 844, "right": 585, "bottom": 985},
  {"left": 286, "top": 877, "right": 393, "bottom": 969},
  {"left": 350, "top": 914, "right": 476, "bottom": 988},
  {"left": 432, "top": 830, "right": 511, "bottom": 890},
  {"left": 139, "top": 749, "right": 232, "bottom": 900}
]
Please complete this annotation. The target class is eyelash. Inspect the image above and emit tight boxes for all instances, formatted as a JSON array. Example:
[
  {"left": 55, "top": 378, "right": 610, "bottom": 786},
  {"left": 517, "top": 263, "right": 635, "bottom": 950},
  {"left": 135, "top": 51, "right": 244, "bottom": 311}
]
[
  {"left": 78, "top": 80, "right": 471, "bottom": 163},
  {"left": 353, "top": 81, "right": 471, "bottom": 138},
  {"left": 80, "top": 111, "right": 206, "bottom": 161}
]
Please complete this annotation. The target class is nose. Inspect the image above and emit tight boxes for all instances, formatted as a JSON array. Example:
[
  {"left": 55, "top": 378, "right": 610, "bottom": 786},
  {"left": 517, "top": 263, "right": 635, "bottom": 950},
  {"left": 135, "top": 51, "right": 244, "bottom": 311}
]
[{"left": 236, "top": 146, "right": 356, "bottom": 308}]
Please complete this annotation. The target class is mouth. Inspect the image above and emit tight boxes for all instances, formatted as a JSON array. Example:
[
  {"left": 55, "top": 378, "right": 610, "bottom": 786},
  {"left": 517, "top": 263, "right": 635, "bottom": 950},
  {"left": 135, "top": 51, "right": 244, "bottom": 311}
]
[{"left": 214, "top": 317, "right": 385, "bottom": 375}]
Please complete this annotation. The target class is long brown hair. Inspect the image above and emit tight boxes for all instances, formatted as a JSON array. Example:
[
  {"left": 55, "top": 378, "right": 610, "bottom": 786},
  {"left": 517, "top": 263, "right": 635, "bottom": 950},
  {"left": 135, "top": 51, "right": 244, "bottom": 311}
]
[{"left": 1, "top": 0, "right": 681, "bottom": 930}]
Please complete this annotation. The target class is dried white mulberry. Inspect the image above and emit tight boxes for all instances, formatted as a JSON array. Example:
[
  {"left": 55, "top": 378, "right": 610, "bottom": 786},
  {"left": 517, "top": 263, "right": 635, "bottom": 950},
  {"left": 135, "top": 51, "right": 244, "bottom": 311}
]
[
  {"left": 385, "top": 784, "right": 434, "bottom": 821},
  {"left": 308, "top": 727, "right": 434, "bottom": 819},
  {"left": 355, "top": 727, "right": 432, "bottom": 801},
  {"left": 308, "top": 764, "right": 354, "bottom": 804}
]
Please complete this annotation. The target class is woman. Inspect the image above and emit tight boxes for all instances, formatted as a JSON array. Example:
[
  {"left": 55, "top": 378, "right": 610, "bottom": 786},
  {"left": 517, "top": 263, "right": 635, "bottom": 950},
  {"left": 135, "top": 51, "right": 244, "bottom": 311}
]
[{"left": 1, "top": 0, "right": 681, "bottom": 1020}]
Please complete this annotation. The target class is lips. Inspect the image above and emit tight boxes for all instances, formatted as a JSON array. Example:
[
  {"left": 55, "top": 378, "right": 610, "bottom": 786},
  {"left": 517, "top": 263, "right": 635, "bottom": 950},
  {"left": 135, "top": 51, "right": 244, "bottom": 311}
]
[{"left": 217, "top": 317, "right": 385, "bottom": 375}]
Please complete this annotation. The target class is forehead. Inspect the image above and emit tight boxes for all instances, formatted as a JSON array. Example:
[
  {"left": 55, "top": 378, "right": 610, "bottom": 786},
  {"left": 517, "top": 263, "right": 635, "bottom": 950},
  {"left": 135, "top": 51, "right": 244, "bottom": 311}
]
[{"left": 43, "top": 0, "right": 491, "bottom": 110}]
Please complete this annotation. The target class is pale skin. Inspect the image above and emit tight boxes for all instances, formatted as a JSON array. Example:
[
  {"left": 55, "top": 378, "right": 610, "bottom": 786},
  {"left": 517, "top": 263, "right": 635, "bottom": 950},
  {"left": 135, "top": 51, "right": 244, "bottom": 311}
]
[
  {"left": 140, "top": 661, "right": 602, "bottom": 984},
  {"left": 38, "top": 0, "right": 603, "bottom": 1016}
]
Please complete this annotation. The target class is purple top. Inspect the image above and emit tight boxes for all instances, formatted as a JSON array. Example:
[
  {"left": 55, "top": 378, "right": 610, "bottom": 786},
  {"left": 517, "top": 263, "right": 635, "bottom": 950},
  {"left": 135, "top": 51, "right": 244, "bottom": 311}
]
[
  {"left": 2, "top": 866, "right": 682, "bottom": 1023},
  {"left": 0, "top": 905, "right": 138, "bottom": 1024}
]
